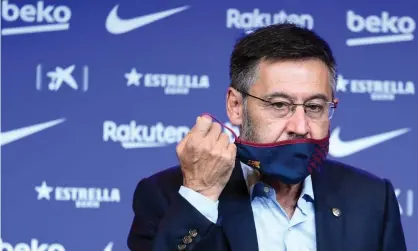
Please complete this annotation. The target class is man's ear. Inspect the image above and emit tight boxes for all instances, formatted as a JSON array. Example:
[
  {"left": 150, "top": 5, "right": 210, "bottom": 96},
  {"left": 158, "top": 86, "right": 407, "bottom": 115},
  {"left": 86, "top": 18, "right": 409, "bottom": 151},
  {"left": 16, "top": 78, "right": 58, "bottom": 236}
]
[{"left": 226, "top": 87, "right": 243, "bottom": 126}]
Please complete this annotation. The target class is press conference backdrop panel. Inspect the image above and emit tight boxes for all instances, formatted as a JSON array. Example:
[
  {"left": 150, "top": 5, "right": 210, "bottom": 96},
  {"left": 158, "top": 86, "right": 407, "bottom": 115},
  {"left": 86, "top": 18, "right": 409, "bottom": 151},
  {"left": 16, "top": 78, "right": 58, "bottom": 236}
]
[{"left": 1, "top": 0, "right": 417, "bottom": 250}]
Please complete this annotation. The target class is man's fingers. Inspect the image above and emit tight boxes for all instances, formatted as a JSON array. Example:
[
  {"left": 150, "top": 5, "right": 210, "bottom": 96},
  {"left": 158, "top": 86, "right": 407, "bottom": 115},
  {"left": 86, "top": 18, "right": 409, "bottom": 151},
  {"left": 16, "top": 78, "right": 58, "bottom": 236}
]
[
  {"left": 176, "top": 134, "right": 188, "bottom": 155},
  {"left": 227, "top": 141, "right": 237, "bottom": 155},
  {"left": 216, "top": 133, "right": 231, "bottom": 149},
  {"left": 205, "top": 122, "right": 222, "bottom": 142},
  {"left": 176, "top": 127, "right": 195, "bottom": 154},
  {"left": 190, "top": 115, "right": 212, "bottom": 137}
]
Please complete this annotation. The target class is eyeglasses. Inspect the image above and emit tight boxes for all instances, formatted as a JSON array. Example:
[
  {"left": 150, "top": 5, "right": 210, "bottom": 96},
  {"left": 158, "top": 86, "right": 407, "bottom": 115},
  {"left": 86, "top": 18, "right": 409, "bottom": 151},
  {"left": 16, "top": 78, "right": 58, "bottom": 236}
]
[{"left": 239, "top": 90, "right": 338, "bottom": 120}]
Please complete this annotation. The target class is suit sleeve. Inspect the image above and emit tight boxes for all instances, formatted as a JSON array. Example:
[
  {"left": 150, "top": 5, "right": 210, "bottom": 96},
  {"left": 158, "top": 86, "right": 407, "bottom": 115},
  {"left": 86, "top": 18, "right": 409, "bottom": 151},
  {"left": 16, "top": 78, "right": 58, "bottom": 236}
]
[
  {"left": 127, "top": 177, "right": 225, "bottom": 251},
  {"left": 380, "top": 179, "right": 407, "bottom": 251}
]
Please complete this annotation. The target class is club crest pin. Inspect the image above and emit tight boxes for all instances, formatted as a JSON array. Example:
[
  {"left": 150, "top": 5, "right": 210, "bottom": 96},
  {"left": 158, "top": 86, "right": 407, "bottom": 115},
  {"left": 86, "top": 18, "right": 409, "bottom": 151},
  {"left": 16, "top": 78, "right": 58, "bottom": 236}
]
[
  {"left": 247, "top": 160, "right": 260, "bottom": 169},
  {"left": 332, "top": 208, "right": 341, "bottom": 217}
]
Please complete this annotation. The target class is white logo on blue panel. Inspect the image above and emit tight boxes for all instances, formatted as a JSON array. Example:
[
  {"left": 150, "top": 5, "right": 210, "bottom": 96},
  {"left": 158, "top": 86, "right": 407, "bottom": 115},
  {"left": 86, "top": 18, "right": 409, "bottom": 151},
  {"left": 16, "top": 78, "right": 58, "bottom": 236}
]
[
  {"left": 124, "top": 67, "right": 210, "bottom": 95},
  {"left": 35, "top": 181, "right": 121, "bottom": 209},
  {"left": 329, "top": 127, "right": 411, "bottom": 158},
  {"left": 106, "top": 5, "right": 190, "bottom": 35},
  {"left": 226, "top": 9, "right": 314, "bottom": 31},
  {"left": 1, "top": 1, "right": 72, "bottom": 36},
  {"left": 103, "top": 120, "right": 236, "bottom": 149},
  {"left": 1, "top": 119, "right": 65, "bottom": 147},
  {"left": 336, "top": 74, "right": 415, "bottom": 101},
  {"left": 36, "top": 64, "right": 89, "bottom": 92},
  {"left": 103, "top": 121, "right": 190, "bottom": 149},
  {"left": 0, "top": 239, "right": 65, "bottom": 251},
  {"left": 346, "top": 10, "right": 416, "bottom": 46}
]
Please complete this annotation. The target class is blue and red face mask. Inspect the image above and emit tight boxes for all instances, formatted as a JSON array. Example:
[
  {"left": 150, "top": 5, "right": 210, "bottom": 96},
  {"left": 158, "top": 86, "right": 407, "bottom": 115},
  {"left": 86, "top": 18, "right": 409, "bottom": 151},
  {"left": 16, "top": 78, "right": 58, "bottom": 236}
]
[{"left": 201, "top": 113, "right": 329, "bottom": 184}]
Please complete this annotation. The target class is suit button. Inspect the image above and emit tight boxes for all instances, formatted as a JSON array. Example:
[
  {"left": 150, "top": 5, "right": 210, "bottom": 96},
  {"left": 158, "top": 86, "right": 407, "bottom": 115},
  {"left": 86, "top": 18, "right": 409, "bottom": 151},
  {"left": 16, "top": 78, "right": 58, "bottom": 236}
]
[
  {"left": 177, "top": 244, "right": 186, "bottom": 250},
  {"left": 183, "top": 235, "right": 193, "bottom": 244},
  {"left": 189, "top": 229, "right": 198, "bottom": 237}
]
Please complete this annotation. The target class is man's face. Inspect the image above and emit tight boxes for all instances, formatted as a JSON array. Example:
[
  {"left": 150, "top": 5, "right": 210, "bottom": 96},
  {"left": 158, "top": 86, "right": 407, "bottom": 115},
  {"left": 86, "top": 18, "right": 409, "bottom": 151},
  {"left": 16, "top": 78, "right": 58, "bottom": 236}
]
[{"left": 227, "top": 59, "right": 333, "bottom": 143}]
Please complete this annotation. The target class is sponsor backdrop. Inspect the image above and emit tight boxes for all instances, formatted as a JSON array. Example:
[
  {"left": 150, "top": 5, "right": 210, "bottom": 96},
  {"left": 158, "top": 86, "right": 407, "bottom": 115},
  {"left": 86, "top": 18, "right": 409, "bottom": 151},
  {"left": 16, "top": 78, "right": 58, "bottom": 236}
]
[{"left": 1, "top": 0, "right": 417, "bottom": 250}]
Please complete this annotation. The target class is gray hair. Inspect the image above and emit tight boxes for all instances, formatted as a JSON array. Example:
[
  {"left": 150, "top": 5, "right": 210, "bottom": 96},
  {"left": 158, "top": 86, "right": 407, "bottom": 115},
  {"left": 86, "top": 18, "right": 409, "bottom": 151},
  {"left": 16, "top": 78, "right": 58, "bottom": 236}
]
[{"left": 232, "top": 60, "right": 337, "bottom": 100}]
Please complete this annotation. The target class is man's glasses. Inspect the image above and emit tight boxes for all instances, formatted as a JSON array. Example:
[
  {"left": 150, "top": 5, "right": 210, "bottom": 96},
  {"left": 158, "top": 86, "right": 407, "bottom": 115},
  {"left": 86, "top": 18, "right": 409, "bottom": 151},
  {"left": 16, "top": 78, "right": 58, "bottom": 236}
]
[{"left": 238, "top": 90, "right": 338, "bottom": 120}]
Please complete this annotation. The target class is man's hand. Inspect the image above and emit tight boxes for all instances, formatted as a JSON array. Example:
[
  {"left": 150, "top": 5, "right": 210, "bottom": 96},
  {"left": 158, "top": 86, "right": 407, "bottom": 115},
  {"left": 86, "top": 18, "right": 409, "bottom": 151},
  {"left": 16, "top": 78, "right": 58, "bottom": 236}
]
[{"left": 176, "top": 115, "right": 237, "bottom": 202}]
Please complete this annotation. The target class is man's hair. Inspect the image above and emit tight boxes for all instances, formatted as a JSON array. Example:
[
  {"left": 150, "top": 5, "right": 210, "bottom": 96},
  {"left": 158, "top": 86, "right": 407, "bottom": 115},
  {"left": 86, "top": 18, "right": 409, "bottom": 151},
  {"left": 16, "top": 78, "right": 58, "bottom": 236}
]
[{"left": 229, "top": 23, "right": 337, "bottom": 98}]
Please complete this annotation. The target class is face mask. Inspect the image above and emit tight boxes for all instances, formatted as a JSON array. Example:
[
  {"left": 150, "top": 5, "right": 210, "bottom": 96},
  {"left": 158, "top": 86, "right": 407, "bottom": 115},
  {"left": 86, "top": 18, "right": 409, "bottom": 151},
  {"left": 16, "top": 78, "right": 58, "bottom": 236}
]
[{"left": 202, "top": 113, "right": 329, "bottom": 184}]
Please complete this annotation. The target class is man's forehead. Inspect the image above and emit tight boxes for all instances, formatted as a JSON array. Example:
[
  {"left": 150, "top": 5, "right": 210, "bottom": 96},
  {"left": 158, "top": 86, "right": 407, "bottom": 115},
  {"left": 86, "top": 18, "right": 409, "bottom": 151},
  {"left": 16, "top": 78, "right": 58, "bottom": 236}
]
[
  {"left": 249, "top": 80, "right": 332, "bottom": 102},
  {"left": 262, "top": 91, "right": 330, "bottom": 103},
  {"left": 253, "top": 76, "right": 330, "bottom": 91},
  {"left": 257, "top": 59, "right": 330, "bottom": 80},
  {"left": 249, "top": 61, "right": 332, "bottom": 100}
]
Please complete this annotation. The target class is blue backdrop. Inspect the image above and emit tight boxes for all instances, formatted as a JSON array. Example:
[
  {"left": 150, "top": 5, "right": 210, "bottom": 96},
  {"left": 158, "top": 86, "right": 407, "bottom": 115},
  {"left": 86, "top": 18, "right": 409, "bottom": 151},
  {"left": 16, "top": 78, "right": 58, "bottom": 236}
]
[{"left": 1, "top": 0, "right": 416, "bottom": 250}]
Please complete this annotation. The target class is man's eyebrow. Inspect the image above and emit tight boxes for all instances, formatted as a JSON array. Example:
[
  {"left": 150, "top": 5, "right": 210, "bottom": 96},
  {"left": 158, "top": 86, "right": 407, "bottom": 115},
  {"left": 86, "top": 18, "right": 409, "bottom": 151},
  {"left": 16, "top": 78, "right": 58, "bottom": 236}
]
[
  {"left": 261, "top": 92, "right": 294, "bottom": 101},
  {"left": 261, "top": 92, "right": 330, "bottom": 102},
  {"left": 304, "top": 94, "right": 330, "bottom": 102}
]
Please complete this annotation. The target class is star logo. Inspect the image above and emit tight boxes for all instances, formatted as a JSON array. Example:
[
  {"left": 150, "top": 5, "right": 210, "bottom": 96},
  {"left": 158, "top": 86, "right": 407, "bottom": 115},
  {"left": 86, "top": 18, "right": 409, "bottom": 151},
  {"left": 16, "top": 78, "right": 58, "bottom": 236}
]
[
  {"left": 125, "top": 68, "right": 142, "bottom": 86},
  {"left": 336, "top": 75, "right": 349, "bottom": 92},
  {"left": 35, "top": 181, "right": 54, "bottom": 200}
]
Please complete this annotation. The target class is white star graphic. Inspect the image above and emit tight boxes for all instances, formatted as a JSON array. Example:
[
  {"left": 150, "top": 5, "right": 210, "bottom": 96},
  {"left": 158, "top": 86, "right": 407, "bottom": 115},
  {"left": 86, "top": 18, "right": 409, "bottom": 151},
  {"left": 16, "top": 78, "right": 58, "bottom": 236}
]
[
  {"left": 336, "top": 74, "right": 349, "bottom": 92},
  {"left": 125, "top": 68, "right": 142, "bottom": 86},
  {"left": 35, "top": 181, "right": 54, "bottom": 200}
]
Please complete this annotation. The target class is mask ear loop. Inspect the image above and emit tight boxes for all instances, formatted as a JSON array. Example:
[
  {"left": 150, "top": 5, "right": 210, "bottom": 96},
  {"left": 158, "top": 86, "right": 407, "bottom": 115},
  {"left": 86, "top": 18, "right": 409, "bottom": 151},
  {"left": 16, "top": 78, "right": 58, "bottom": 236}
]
[{"left": 200, "top": 112, "right": 240, "bottom": 142}]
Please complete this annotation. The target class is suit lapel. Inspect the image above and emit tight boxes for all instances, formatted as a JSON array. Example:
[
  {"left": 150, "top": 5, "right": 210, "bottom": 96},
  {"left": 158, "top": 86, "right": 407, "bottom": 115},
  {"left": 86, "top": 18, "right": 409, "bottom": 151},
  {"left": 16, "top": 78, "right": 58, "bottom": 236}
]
[
  {"left": 217, "top": 160, "right": 346, "bottom": 251},
  {"left": 312, "top": 161, "right": 345, "bottom": 251},
  {"left": 219, "top": 160, "right": 259, "bottom": 251}
]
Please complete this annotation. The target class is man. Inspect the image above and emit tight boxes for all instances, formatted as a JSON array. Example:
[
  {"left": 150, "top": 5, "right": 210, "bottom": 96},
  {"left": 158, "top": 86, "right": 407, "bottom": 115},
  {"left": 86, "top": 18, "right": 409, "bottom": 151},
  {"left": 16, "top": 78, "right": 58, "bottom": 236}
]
[{"left": 127, "top": 23, "right": 406, "bottom": 251}]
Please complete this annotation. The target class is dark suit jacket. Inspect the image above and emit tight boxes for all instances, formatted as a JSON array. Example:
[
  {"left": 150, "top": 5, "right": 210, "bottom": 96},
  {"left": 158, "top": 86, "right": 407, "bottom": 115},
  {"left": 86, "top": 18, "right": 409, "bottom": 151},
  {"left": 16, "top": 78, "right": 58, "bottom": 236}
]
[{"left": 127, "top": 159, "right": 407, "bottom": 251}]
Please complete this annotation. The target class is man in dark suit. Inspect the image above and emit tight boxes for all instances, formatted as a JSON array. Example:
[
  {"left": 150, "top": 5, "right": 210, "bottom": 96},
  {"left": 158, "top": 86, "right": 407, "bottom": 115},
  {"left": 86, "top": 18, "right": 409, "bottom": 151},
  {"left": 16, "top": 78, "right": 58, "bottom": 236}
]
[{"left": 127, "top": 23, "right": 406, "bottom": 251}]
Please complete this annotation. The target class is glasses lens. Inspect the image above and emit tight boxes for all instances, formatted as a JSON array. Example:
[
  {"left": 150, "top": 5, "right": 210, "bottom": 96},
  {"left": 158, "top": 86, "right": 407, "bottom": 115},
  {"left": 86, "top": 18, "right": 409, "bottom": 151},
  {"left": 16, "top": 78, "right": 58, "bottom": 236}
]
[{"left": 303, "top": 101, "right": 335, "bottom": 120}]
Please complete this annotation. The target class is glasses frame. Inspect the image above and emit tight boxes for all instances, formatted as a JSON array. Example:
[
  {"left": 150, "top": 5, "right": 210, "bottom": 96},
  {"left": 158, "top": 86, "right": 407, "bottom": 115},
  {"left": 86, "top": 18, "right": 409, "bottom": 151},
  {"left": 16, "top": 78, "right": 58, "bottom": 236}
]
[{"left": 238, "top": 90, "right": 339, "bottom": 120}]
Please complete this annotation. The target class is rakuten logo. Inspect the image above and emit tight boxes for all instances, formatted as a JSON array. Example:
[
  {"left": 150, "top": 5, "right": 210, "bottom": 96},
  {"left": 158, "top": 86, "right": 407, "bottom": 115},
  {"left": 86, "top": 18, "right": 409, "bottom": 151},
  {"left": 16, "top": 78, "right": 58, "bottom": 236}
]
[
  {"left": 226, "top": 9, "right": 314, "bottom": 31},
  {"left": 346, "top": 10, "right": 415, "bottom": 46},
  {"left": 0, "top": 238, "right": 65, "bottom": 251},
  {"left": 103, "top": 121, "right": 190, "bottom": 149},
  {"left": 1, "top": 1, "right": 72, "bottom": 36}
]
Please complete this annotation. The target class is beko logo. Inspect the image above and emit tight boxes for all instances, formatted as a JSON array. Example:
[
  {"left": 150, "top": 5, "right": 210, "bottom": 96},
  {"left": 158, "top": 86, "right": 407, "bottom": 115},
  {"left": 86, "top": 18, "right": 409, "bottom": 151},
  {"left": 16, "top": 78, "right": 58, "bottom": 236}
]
[
  {"left": 0, "top": 239, "right": 65, "bottom": 251},
  {"left": 1, "top": 1, "right": 72, "bottom": 36},
  {"left": 346, "top": 10, "right": 415, "bottom": 46}
]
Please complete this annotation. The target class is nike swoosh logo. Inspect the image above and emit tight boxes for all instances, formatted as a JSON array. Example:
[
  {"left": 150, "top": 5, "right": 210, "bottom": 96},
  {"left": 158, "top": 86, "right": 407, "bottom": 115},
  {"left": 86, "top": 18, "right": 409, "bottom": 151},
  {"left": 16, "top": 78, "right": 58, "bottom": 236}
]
[
  {"left": 1, "top": 119, "right": 65, "bottom": 147},
  {"left": 105, "top": 5, "right": 190, "bottom": 35},
  {"left": 103, "top": 242, "right": 113, "bottom": 251},
  {"left": 329, "top": 127, "right": 411, "bottom": 158}
]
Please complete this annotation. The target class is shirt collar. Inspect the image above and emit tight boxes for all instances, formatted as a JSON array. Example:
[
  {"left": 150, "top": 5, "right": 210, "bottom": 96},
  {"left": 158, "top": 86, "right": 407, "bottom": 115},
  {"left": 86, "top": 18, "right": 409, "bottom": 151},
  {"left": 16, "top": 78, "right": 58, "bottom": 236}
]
[{"left": 240, "top": 162, "right": 315, "bottom": 202}]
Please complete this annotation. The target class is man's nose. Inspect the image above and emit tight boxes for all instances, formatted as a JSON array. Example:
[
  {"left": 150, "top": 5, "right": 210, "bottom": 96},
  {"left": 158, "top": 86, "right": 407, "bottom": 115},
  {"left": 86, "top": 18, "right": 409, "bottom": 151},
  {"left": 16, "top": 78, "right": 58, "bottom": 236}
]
[{"left": 285, "top": 106, "right": 310, "bottom": 136}]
